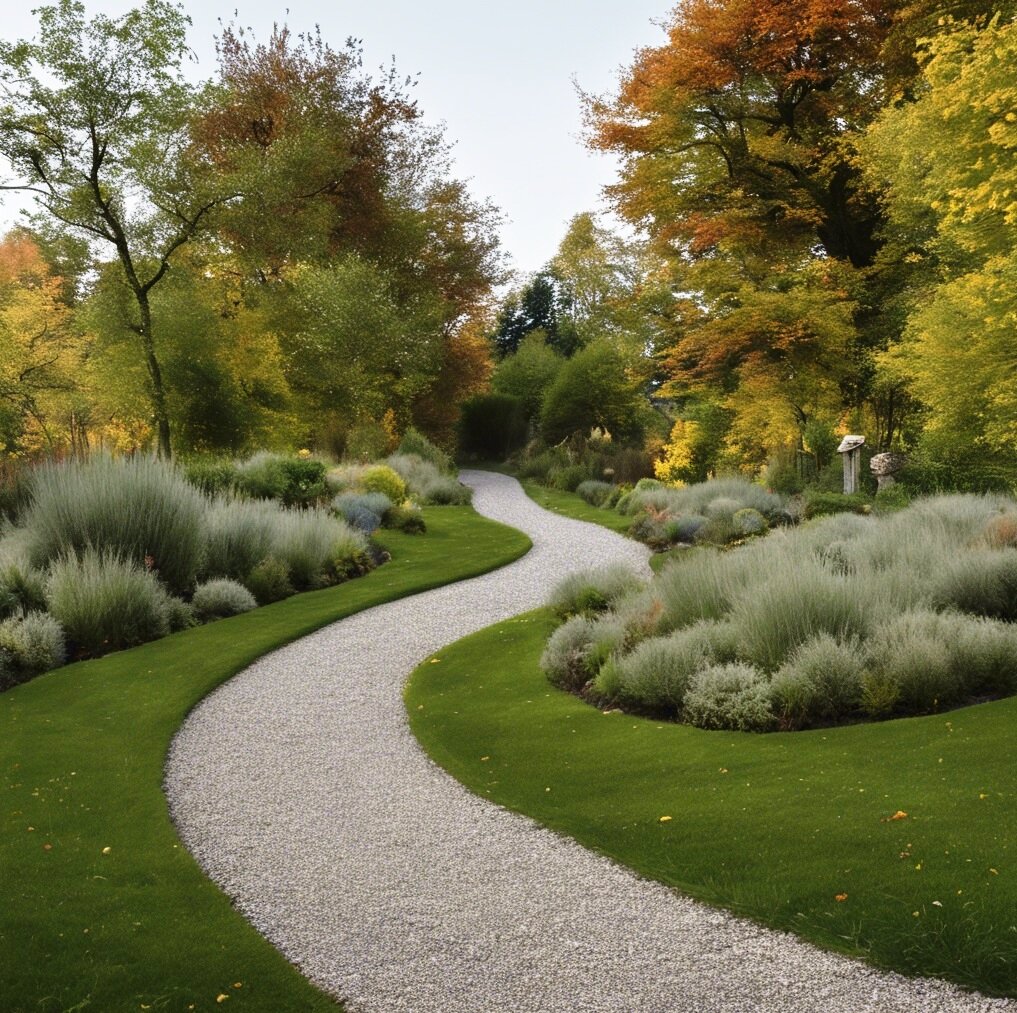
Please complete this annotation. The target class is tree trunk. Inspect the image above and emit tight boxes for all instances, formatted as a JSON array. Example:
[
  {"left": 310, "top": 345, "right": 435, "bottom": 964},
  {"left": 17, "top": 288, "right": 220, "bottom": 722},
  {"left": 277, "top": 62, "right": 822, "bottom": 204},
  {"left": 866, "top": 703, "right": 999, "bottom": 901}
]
[{"left": 135, "top": 290, "right": 172, "bottom": 459}]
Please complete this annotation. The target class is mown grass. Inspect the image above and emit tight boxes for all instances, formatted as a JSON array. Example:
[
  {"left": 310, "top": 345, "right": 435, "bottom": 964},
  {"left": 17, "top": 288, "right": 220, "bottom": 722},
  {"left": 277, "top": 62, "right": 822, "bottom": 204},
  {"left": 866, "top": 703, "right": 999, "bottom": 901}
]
[
  {"left": 406, "top": 609, "right": 1017, "bottom": 998},
  {"left": 518, "top": 480, "right": 634, "bottom": 534},
  {"left": 1, "top": 507, "right": 531, "bottom": 1013}
]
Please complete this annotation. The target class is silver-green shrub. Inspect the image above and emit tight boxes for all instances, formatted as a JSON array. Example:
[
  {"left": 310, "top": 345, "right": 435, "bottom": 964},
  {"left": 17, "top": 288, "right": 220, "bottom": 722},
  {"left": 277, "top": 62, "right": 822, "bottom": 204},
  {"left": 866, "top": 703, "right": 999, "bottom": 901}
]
[
  {"left": 683, "top": 662, "right": 776, "bottom": 732},
  {"left": 930, "top": 549, "right": 1017, "bottom": 621},
  {"left": 191, "top": 579, "right": 258, "bottom": 623},
  {"left": 540, "top": 615, "right": 600, "bottom": 691},
  {"left": 45, "top": 549, "right": 172, "bottom": 655},
  {"left": 0, "top": 610, "right": 65, "bottom": 681},
  {"left": 332, "top": 492, "right": 393, "bottom": 533},
  {"left": 24, "top": 456, "right": 207, "bottom": 593}
]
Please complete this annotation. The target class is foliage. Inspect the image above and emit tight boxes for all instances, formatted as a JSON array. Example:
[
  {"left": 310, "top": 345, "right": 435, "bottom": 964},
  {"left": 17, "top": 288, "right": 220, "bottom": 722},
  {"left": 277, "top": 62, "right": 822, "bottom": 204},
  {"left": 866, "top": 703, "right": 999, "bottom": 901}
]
[
  {"left": 540, "top": 341, "right": 647, "bottom": 444},
  {"left": 201, "top": 497, "right": 280, "bottom": 581},
  {"left": 770, "top": 633, "right": 866, "bottom": 729},
  {"left": 181, "top": 456, "right": 238, "bottom": 497},
  {"left": 386, "top": 453, "right": 472, "bottom": 505},
  {"left": 243, "top": 556, "right": 295, "bottom": 606},
  {"left": 459, "top": 393, "right": 529, "bottom": 458},
  {"left": 491, "top": 332, "right": 563, "bottom": 420},
  {"left": 0, "top": 0, "right": 236, "bottom": 457},
  {"left": 332, "top": 492, "right": 393, "bottom": 534},
  {"left": 233, "top": 452, "right": 328, "bottom": 506},
  {"left": 576, "top": 480, "right": 613, "bottom": 507},
  {"left": 23, "top": 455, "right": 207, "bottom": 593},
  {"left": 270, "top": 508, "right": 368, "bottom": 589},
  {"left": 385, "top": 504, "right": 427, "bottom": 535},
  {"left": 539, "top": 615, "right": 602, "bottom": 692},
  {"left": 396, "top": 427, "right": 453, "bottom": 474},
  {"left": 191, "top": 579, "right": 258, "bottom": 623},
  {"left": 0, "top": 559, "right": 47, "bottom": 618},
  {"left": 360, "top": 464, "right": 407, "bottom": 504}
]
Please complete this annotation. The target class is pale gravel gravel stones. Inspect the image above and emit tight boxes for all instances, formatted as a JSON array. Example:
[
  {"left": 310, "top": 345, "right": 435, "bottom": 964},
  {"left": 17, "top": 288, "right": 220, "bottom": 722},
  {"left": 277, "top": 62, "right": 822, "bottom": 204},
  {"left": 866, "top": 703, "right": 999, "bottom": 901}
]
[{"left": 165, "top": 471, "right": 1015, "bottom": 1013}]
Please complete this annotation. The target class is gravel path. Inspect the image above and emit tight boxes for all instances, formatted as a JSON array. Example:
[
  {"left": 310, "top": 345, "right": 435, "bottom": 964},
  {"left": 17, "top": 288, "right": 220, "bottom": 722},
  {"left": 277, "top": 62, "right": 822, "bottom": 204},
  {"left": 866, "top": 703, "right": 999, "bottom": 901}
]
[{"left": 166, "top": 471, "right": 1014, "bottom": 1013}]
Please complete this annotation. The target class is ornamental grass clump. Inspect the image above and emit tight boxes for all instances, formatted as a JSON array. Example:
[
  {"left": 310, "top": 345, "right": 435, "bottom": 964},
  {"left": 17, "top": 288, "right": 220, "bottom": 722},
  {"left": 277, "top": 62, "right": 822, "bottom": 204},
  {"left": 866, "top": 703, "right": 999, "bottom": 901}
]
[
  {"left": 201, "top": 497, "right": 281, "bottom": 582},
  {"left": 576, "top": 480, "right": 613, "bottom": 507},
  {"left": 548, "top": 563, "right": 645, "bottom": 619},
  {"left": 270, "top": 509, "right": 368, "bottom": 589},
  {"left": 23, "top": 455, "right": 206, "bottom": 593},
  {"left": 396, "top": 427, "right": 453, "bottom": 473},
  {"left": 728, "top": 563, "right": 874, "bottom": 673},
  {"left": 191, "top": 579, "right": 257, "bottom": 623},
  {"left": 45, "top": 549, "right": 172, "bottom": 657},
  {"left": 770, "top": 633, "right": 866, "bottom": 729},
  {"left": 599, "top": 620, "right": 738, "bottom": 716},
  {"left": 0, "top": 560, "right": 46, "bottom": 619}
]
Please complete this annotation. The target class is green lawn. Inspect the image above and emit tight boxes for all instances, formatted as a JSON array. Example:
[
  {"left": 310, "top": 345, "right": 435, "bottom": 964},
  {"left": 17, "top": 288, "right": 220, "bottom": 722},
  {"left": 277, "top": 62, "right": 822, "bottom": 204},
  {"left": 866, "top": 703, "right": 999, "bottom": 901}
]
[
  {"left": 407, "top": 609, "right": 1017, "bottom": 998},
  {"left": 1, "top": 507, "right": 530, "bottom": 1013},
  {"left": 517, "top": 480, "right": 634, "bottom": 534}
]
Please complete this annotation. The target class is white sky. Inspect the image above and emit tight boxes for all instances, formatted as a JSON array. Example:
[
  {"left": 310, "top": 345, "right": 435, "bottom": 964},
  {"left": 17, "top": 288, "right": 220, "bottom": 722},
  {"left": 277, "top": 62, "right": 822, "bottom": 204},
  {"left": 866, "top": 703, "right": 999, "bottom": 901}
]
[{"left": 0, "top": 0, "right": 669, "bottom": 277}]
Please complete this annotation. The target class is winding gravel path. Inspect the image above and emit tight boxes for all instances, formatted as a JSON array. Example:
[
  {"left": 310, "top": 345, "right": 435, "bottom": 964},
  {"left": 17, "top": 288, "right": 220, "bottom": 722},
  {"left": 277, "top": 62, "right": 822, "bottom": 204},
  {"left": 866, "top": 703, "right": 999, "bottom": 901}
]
[{"left": 166, "top": 471, "right": 1015, "bottom": 1013}]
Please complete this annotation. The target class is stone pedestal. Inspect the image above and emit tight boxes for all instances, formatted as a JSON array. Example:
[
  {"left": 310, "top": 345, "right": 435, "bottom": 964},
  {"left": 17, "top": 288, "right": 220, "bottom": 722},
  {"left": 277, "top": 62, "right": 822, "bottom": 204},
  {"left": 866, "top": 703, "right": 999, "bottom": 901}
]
[{"left": 870, "top": 452, "right": 908, "bottom": 491}]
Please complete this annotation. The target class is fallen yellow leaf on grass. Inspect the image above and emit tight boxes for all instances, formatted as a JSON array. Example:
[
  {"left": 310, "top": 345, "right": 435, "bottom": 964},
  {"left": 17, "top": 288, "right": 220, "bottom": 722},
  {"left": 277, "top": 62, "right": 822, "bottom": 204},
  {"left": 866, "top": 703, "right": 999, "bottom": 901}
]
[
  {"left": 659, "top": 815, "right": 672, "bottom": 823},
  {"left": 890, "top": 810, "right": 908, "bottom": 821},
  {"left": 216, "top": 995, "right": 229, "bottom": 1004},
  {"left": 835, "top": 893, "right": 848, "bottom": 902},
  {"left": 102, "top": 846, "right": 111, "bottom": 855}
]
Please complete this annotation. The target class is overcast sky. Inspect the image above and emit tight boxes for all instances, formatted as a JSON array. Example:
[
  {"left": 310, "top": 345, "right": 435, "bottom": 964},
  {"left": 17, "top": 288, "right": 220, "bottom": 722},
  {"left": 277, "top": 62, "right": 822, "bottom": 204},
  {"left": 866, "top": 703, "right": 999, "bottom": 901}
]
[{"left": 0, "top": 0, "right": 669, "bottom": 277}]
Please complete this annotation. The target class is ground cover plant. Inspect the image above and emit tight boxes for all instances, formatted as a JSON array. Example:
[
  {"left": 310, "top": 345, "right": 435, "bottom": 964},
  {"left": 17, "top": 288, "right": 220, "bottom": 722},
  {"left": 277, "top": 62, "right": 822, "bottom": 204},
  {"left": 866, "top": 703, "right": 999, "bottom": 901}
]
[
  {"left": 1, "top": 505, "right": 531, "bottom": 1013},
  {"left": 539, "top": 494, "right": 1017, "bottom": 731},
  {"left": 407, "top": 612, "right": 1017, "bottom": 998}
]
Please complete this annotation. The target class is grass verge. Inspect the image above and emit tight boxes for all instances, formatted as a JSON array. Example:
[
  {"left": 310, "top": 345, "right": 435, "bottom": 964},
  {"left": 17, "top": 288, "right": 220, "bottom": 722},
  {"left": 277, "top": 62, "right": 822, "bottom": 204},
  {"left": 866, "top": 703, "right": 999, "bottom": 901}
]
[
  {"left": 2, "top": 506, "right": 530, "bottom": 1013},
  {"left": 406, "top": 608, "right": 1017, "bottom": 998},
  {"left": 517, "top": 480, "right": 633, "bottom": 535}
]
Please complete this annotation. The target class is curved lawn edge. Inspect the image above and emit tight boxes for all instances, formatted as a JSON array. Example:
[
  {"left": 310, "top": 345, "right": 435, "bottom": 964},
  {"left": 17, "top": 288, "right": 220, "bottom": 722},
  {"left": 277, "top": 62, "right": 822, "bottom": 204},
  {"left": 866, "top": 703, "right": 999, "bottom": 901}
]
[
  {"left": 0, "top": 506, "right": 530, "bottom": 1013},
  {"left": 516, "top": 478, "right": 634, "bottom": 534},
  {"left": 406, "top": 606, "right": 1017, "bottom": 1000}
]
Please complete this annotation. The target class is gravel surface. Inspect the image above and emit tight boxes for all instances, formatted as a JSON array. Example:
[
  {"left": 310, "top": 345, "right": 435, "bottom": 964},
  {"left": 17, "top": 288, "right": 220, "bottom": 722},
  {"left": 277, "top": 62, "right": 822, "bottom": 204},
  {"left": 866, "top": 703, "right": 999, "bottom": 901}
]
[{"left": 166, "top": 470, "right": 1014, "bottom": 1013}]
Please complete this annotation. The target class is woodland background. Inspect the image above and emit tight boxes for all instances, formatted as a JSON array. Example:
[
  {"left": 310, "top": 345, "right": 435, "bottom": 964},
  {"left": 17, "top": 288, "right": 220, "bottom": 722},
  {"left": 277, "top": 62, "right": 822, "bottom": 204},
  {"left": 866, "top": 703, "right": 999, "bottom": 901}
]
[{"left": 1, "top": 0, "right": 1015, "bottom": 492}]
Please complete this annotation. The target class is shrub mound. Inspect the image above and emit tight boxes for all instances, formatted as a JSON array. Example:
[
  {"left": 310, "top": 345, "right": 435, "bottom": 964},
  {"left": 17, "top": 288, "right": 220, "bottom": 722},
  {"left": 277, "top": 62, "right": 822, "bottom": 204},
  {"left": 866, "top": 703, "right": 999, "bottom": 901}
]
[{"left": 541, "top": 493, "right": 1017, "bottom": 731}]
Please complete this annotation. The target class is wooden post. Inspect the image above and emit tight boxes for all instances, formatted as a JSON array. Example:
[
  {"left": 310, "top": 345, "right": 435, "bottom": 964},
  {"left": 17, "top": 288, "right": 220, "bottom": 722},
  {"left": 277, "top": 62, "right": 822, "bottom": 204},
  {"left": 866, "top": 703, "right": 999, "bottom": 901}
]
[{"left": 836, "top": 435, "right": 866, "bottom": 494}]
